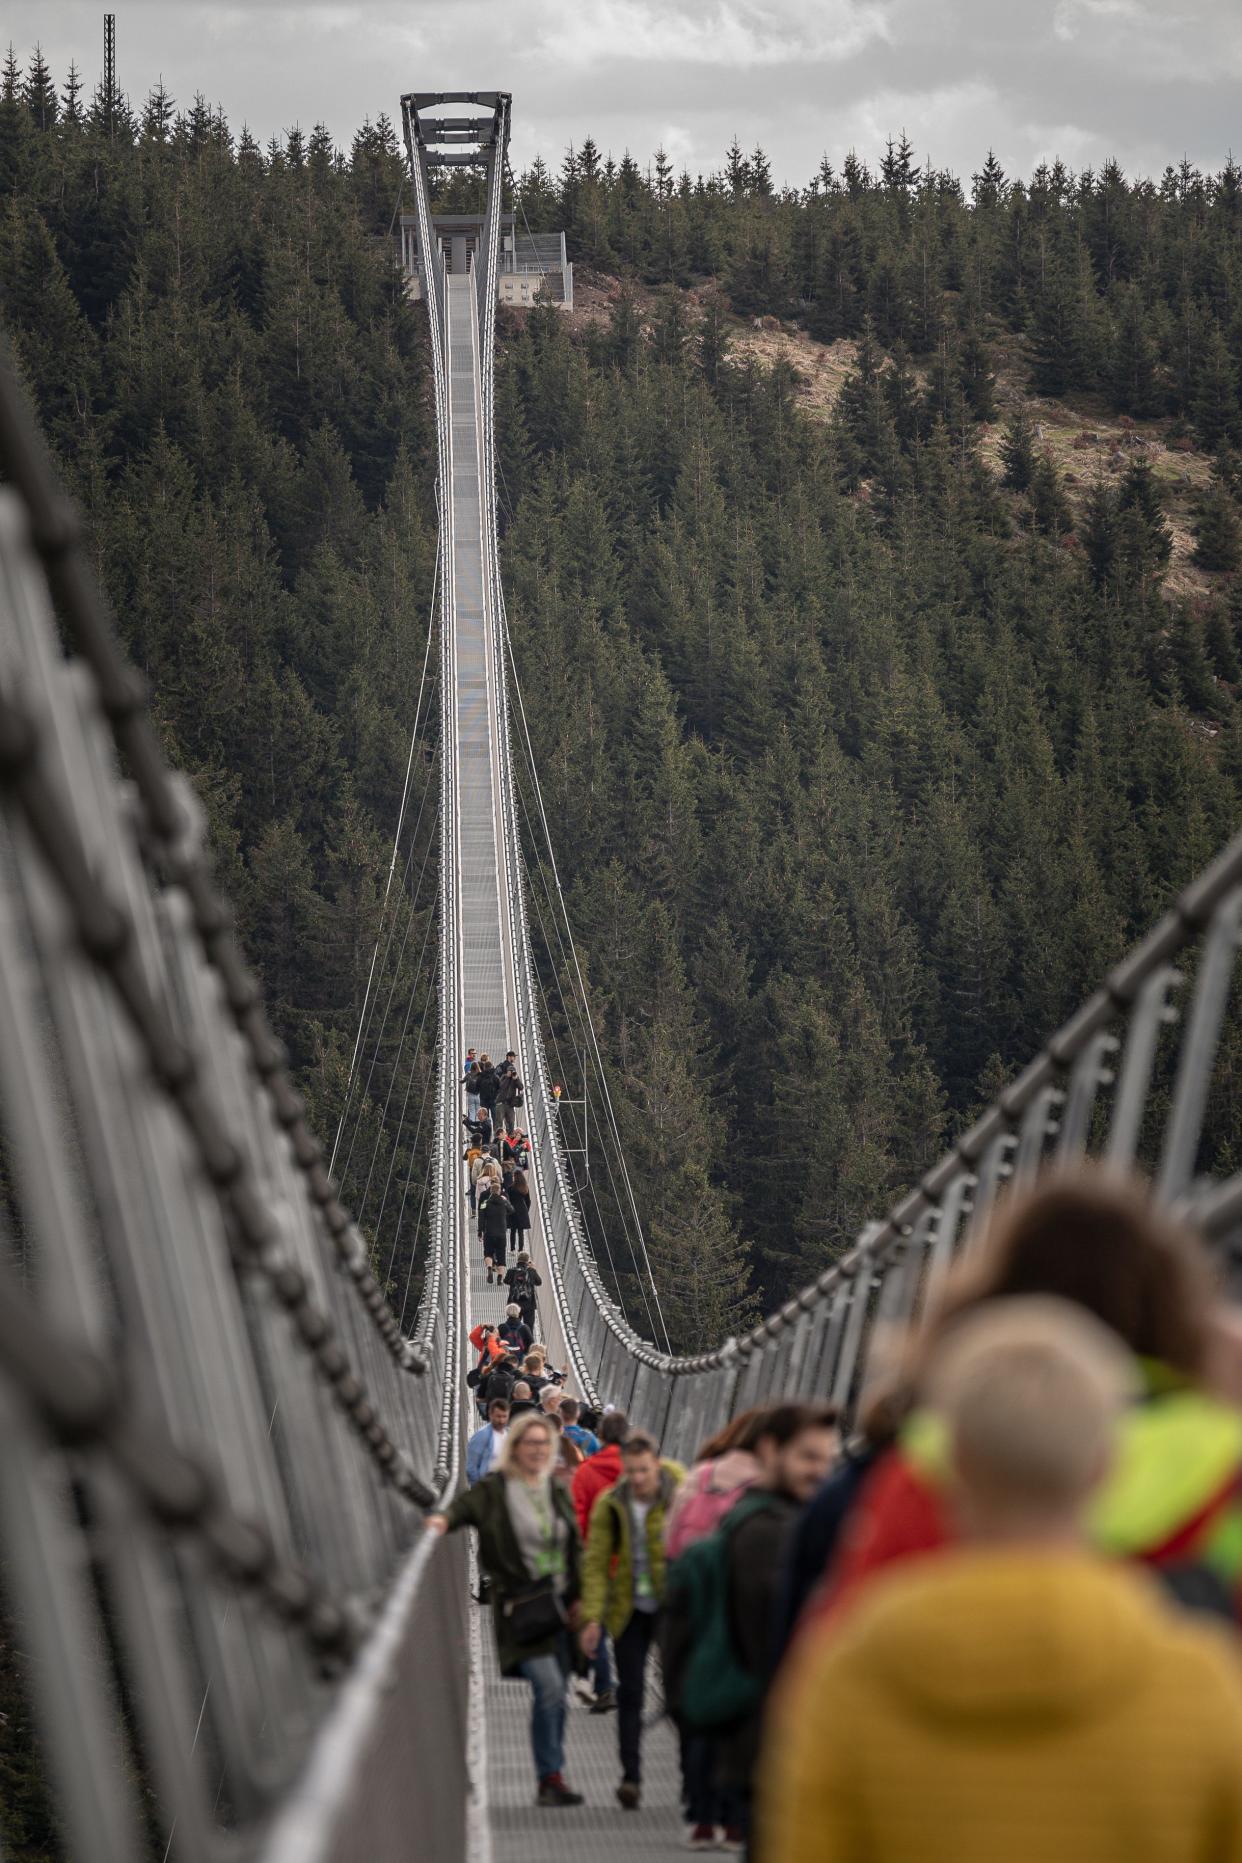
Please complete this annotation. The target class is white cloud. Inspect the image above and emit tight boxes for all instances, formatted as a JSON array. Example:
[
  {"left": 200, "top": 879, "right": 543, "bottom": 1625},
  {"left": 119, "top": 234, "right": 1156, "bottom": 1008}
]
[
  {"left": 532, "top": 0, "right": 890, "bottom": 69},
  {"left": 7, "top": 0, "right": 1242, "bottom": 189},
  {"left": 1052, "top": 0, "right": 1141, "bottom": 43}
]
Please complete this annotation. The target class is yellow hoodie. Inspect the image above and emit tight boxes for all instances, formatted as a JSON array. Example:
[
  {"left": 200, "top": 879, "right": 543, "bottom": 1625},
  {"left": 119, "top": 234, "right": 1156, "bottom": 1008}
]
[{"left": 760, "top": 1549, "right": 1242, "bottom": 1863}]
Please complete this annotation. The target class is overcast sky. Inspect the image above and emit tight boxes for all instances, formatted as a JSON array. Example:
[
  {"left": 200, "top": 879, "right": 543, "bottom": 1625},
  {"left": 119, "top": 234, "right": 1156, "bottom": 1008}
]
[{"left": 9, "top": 0, "right": 1242, "bottom": 189}]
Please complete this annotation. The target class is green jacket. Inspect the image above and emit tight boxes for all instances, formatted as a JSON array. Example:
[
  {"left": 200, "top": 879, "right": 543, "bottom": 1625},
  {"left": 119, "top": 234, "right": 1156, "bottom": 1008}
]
[
  {"left": 443, "top": 1471, "right": 581, "bottom": 1673},
  {"left": 581, "top": 1462, "right": 684, "bottom": 1640}
]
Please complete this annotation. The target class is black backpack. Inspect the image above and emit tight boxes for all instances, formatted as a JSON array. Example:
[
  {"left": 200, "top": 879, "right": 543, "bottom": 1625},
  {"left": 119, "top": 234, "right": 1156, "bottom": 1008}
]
[{"left": 509, "top": 1266, "right": 532, "bottom": 1300}]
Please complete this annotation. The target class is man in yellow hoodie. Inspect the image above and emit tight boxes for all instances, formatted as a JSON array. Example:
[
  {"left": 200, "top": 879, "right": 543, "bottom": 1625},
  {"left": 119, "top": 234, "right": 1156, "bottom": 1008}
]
[{"left": 759, "top": 1296, "right": 1242, "bottom": 1863}]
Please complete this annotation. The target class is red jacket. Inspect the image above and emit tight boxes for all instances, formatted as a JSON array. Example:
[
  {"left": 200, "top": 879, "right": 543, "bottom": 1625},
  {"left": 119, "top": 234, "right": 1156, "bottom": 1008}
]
[
  {"left": 572, "top": 1441, "right": 622, "bottom": 1536},
  {"left": 801, "top": 1447, "right": 946, "bottom": 1637}
]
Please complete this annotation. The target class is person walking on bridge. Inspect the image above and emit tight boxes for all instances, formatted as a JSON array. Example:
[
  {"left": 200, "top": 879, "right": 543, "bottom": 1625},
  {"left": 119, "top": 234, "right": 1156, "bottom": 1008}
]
[
  {"left": 496, "top": 1064, "right": 524, "bottom": 1141},
  {"left": 560, "top": 1397, "right": 600, "bottom": 1458},
  {"left": 664, "top": 1402, "right": 838, "bottom": 1850},
  {"left": 467, "top": 1397, "right": 510, "bottom": 1484},
  {"left": 479, "top": 1177, "right": 511, "bottom": 1283},
  {"left": 429, "top": 1412, "right": 585, "bottom": 1808},
  {"left": 580, "top": 1431, "right": 684, "bottom": 1811},
  {"left": 476, "top": 1054, "right": 500, "bottom": 1128},
  {"left": 507, "top": 1167, "right": 532, "bottom": 1254},
  {"left": 499, "top": 1304, "right": 533, "bottom": 1356},
  {"left": 759, "top": 1299, "right": 1242, "bottom": 1863},
  {"left": 572, "top": 1409, "right": 628, "bottom": 1535},
  {"left": 464, "top": 1054, "right": 481, "bottom": 1124},
  {"left": 505, "top": 1252, "right": 541, "bottom": 1331}
]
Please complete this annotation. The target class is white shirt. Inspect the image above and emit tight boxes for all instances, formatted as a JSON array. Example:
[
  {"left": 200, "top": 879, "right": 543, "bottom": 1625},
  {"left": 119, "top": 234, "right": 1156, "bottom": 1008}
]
[{"left": 629, "top": 1495, "right": 658, "bottom": 1612}]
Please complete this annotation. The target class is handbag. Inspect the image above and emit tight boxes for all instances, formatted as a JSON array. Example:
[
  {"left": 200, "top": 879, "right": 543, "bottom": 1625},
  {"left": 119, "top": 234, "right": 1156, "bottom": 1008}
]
[{"left": 503, "top": 1575, "right": 567, "bottom": 1645}]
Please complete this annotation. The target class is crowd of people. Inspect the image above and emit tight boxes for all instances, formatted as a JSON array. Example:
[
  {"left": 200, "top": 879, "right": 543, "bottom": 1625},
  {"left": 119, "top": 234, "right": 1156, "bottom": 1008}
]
[
  {"left": 463, "top": 1048, "right": 535, "bottom": 1285},
  {"left": 438, "top": 1098, "right": 1242, "bottom": 1854}
]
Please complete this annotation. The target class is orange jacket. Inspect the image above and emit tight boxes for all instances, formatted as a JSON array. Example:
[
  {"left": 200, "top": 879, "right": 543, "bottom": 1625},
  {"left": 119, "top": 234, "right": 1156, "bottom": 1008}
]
[{"left": 468, "top": 1323, "right": 505, "bottom": 1368}]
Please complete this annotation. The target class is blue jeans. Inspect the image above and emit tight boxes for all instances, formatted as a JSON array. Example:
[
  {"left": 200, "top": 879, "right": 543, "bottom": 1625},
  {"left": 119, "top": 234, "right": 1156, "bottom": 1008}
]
[
  {"left": 593, "top": 1631, "right": 616, "bottom": 1694},
  {"left": 516, "top": 1647, "right": 568, "bottom": 1781},
  {"left": 467, "top": 1091, "right": 480, "bottom": 1121}
]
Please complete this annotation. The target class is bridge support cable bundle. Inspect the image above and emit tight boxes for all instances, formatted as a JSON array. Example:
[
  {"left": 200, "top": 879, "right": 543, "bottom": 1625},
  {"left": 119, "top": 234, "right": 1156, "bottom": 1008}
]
[{"left": 0, "top": 352, "right": 469, "bottom": 1861}]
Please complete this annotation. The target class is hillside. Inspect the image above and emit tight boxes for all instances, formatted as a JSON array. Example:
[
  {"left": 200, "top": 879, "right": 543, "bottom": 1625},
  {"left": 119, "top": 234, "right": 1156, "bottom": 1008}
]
[{"left": 568, "top": 271, "right": 1223, "bottom": 602}]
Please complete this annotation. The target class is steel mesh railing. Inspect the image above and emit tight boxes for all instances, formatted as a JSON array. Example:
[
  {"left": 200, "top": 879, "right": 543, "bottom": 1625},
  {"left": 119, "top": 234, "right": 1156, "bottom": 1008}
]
[{"left": 0, "top": 349, "right": 466, "bottom": 1861}]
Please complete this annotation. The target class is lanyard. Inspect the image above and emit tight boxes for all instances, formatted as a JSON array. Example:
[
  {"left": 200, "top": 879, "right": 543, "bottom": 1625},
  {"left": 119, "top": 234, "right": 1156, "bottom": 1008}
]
[{"left": 527, "top": 1483, "right": 565, "bottom": 1579}]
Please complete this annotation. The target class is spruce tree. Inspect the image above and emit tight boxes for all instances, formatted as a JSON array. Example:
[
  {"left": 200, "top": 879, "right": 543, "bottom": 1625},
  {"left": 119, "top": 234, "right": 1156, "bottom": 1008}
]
[
  {"left": 1193, "top": 325, "right": 1240, "bottom": 452},
  {"left": 1030, "top": 455, "right": 1073, "bottom": 536},
  {"left": 999, "top": 407, "right": 1037, "bottom": 491},
  {"left": 1109, "top": 283, "right": 1161, "bottom": 416},
  {"left": 1116, "top": 458, "right": 1172, "bottom": 587},
  {"left": 958, "top": 321, "right": 996, "bottom": 421},
  {"left": 1194, "top": 482, "right": 1242, "bottom": 571},
  {"left": 1081, "top": 479, "right": 1120, "bottom": 587},
  {"left": 697, "top": 288, "right": 732, "bottom": 386},
  {"left": 1030, "top": 246, "right": 1101, "bottom": 396},
  {"left": 1205, "top": 603, "right": 1242, "bottom": 681},
  {"left": 21, "top": 44, "right": 55, "bottom": 130}
]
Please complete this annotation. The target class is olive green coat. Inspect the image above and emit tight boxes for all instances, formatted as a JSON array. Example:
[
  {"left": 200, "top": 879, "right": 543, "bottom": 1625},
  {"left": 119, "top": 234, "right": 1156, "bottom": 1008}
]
[
  {"left": 580, "top": 1463, "right": 684, "bottom": 1640},
  {"left": 443, "top": 1471, "right": 581, "bottom": 1673}
]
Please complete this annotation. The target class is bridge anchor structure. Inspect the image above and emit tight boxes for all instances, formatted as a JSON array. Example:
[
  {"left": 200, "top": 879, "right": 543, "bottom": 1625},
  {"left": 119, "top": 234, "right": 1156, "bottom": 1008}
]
[{"left": 0, "top": 84, "right": 1241, "bottom": 1863}]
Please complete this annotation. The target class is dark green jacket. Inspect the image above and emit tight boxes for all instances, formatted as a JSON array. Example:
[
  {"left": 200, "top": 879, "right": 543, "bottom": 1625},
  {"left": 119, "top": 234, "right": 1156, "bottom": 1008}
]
[{"left": 443, "top": 1471, "right": 581, "bottom": 1673}]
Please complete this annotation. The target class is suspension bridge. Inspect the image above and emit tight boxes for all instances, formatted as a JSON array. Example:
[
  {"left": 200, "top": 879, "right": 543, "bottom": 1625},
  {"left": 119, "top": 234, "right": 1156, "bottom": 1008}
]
[{"left": 1, "top": 87, "right": 1242, "bottom": 1862}]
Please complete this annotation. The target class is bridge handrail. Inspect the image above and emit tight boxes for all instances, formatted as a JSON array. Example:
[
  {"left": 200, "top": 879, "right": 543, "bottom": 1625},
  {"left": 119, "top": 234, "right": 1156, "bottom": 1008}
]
[
  {"left": 0, "top": 469, "right": 459, "bottom": 1861},
  {"left": 0, "top": 349, "right": 435, "bottom": 1379}
]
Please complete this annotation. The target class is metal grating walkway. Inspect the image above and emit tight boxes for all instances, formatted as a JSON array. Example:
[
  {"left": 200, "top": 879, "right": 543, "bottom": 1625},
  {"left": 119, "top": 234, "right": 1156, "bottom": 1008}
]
[
  {"left": 442, "top": 269, "right": 687, "bottom": 1860},
  {"left": 447, "top": 268, "right": 571, "bottom": 1380},
  {"left": 479, "top": 1607, "right": 688, "bottom": 1859}
]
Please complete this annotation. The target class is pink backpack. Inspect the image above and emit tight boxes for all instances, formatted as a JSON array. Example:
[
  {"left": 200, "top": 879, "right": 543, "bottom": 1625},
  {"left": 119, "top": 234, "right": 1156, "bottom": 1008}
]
[{"left": 665, "top": 1455, "right": 757, "bottom": 1562}]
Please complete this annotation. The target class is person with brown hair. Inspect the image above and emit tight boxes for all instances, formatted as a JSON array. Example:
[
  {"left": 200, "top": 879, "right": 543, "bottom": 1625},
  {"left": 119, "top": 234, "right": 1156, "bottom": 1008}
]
[
  {"left": 580, "top": 1431, "right": 685, "bottom": 1811},
  {"left": 665, "top": 1403, "right": 839, "bottom": 1850},
  {"left": 664, "top": 1406, "right": 772, "bottom": 1563},
  {"left": 798, "top": 1164, "right": 1242, "bottom": 1640},
  {"left": 760, "top": 1299, "right": 1242, "bottom": 1863}
]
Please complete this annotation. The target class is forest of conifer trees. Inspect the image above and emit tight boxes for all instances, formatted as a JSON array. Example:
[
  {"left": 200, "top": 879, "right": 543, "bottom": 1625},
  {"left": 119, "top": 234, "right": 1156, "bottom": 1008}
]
[{"left": 4, "top": 45, "right": 1242, "bottom": 1380}]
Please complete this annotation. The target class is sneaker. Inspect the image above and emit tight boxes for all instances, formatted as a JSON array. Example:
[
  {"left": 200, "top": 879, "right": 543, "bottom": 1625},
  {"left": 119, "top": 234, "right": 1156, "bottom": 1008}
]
[
  {"left": 536, "top": 1774, "right": 584, "bottom": 1808},
  {"left": 571, "top": 1677, "right": 595, "bottom": 1707},
  {"left": 683, "top": 1826, "right": 717, "bottom": 1851},
  {"left": 589, "top": 1688, "right": 617, "bottom": 1714},
  {"left": 717, "top": 1830, "right": 744, "bottom": 1853},
  {"left": 616, "top": 1780, "right": 641, "bottom": 1810}
]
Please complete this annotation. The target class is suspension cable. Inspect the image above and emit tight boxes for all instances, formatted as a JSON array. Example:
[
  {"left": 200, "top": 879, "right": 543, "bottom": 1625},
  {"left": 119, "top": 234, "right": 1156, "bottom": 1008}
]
[
  {"left": 499, "top": 611, "right": 673, "bottom": 1354},
  {"left": 329, "top": 541, "right": 439, "bottom": 1178},
  {"left": 356, "top": 902, "right": 439, "bottom": 1223},
  {"left": 519, "top": 844, "right": 640, "bottom": 1326},
  {"left": 515, "top": 785, "right": 661, "bottom": 1341},
  {"left": 337, "top": 807, "right": 439, "bottom": 1196}
]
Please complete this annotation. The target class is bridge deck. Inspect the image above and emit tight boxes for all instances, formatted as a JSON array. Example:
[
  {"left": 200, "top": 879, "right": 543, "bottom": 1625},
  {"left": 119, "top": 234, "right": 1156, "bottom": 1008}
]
[
  {"left": 450, "top": 255, "right": 683, "bottom": 1855},
  {"left": 481, "top": 1608, "right": 687, "bottom": 1859},
  {"left": 469, "top": 1189, "right": 687, "bottom": 1855}
]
